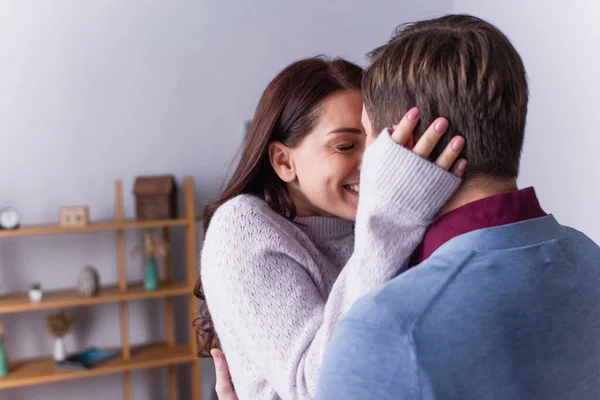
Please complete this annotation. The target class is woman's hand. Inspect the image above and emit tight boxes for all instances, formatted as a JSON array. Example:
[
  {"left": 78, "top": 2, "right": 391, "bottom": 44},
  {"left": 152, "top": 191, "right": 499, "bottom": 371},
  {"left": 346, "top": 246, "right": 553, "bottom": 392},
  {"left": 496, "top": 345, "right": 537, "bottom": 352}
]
[
  {"left": 391, "top": 107, "right": 467, "bottom": 176},
  {"left": 211, "top": 349, "right": 239, "bottom": 400}
]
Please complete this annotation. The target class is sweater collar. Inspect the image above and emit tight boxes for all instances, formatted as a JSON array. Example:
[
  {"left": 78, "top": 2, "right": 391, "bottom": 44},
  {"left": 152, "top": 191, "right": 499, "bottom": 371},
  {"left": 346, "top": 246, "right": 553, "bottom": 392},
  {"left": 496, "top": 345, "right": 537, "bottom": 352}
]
[{"left": 293, "top": 216, "right": 354, "bottom": 239}]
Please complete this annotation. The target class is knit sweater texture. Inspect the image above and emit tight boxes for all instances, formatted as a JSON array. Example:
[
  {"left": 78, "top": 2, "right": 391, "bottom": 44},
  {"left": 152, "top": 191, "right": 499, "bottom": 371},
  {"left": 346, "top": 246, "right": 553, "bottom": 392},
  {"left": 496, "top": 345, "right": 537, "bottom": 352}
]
[{"left": 200, "top": 131, "right": 461, "bottom": 399}]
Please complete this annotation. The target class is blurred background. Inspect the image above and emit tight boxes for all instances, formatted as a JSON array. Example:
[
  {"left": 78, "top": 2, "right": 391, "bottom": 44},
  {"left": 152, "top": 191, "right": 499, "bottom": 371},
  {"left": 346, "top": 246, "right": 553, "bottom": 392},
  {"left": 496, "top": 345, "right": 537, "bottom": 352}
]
[{"left": 0, "top": 0, "right": 598, "bottom": 399}]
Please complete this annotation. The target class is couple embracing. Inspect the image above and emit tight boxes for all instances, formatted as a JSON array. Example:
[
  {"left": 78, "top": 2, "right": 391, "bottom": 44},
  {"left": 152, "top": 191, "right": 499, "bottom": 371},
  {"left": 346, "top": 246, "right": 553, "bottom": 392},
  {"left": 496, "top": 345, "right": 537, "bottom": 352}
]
[{"left": 198, "top": 14, "right": 600, "bottom": 400}]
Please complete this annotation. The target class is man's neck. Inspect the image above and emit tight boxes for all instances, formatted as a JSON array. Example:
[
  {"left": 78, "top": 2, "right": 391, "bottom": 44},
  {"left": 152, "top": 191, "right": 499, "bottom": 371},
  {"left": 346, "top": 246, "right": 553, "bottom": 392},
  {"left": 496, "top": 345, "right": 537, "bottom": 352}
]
[{"left": 437, "top": 176, "right": 518, "bottom": 219}]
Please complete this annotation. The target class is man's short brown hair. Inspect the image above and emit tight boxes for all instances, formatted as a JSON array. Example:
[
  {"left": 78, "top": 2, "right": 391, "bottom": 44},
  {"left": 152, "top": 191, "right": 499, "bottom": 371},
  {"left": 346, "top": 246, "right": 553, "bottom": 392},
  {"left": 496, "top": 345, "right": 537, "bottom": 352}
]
[{"left": 362, "top": 14, "right": 528, "bottom": 178}]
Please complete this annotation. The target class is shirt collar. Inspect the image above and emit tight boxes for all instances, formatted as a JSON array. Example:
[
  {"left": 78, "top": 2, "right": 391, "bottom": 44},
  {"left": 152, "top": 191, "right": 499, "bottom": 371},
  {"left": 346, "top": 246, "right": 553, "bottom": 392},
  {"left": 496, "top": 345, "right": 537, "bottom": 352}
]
[{"left": 410, "top": 187, "right": 547, "bottom": 266}]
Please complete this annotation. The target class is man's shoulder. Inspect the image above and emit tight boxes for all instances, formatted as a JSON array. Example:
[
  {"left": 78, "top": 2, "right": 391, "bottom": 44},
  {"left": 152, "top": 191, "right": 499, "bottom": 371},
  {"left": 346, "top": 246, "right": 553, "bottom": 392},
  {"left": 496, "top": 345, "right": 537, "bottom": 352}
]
[
  {"left": 345, "top": 250, "right": 474, "bottom": 332},
  {"left": 561, "top": 224, "right": 600, "bottom": 250}
]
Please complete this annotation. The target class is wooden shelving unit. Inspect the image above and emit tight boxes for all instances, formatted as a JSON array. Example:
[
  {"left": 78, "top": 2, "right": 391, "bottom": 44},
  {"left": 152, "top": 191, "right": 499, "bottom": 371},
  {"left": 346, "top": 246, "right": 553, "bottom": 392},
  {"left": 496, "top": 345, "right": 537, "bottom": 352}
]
[{"left": 0, "top": 177, "right": 201, "bottom": 399}]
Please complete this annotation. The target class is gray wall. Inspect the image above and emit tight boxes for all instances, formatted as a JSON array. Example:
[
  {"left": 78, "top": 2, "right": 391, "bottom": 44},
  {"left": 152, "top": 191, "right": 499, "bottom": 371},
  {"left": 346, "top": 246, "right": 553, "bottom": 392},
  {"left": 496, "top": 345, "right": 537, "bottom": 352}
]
[
  {"left": 453, "top": 0, "right": 600, "bottom": 244},
  {"left": 0, "top": 1, "right": 452, "bottom": 399}
]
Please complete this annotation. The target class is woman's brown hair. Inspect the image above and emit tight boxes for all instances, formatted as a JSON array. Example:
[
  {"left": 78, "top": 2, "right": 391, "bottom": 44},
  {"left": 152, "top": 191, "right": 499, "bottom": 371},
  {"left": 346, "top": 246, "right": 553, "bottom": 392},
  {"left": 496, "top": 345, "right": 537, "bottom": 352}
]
[{"left": 194, "top": 56, "right": 362, "bottom": 356}]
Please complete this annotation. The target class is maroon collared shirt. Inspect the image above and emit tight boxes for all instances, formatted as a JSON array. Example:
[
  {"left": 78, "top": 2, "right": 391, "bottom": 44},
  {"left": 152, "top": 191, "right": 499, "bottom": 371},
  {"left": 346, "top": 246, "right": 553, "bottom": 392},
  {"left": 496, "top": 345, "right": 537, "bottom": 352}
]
[{"left": 410, "top": 187, "right": 547, "bottom": 266}]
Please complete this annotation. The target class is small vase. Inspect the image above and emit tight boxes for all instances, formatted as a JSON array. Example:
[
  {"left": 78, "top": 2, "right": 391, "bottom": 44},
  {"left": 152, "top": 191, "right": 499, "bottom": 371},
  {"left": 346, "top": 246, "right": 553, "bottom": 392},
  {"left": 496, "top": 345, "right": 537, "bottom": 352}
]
[
  {"left": 78, "top": 266, "right": 100, "bottom": 297},
  {"left": 53, "top": 337, "right": 66, "bottom": 362},
  {"left": 144, "top": 256, "right": 158, "bottom": 291},
  {"left": 0, "top": 337, "right": 8, "bottom": 377},
  {"left": 29, "top": 289, "right": 43, "bottom": 303}
]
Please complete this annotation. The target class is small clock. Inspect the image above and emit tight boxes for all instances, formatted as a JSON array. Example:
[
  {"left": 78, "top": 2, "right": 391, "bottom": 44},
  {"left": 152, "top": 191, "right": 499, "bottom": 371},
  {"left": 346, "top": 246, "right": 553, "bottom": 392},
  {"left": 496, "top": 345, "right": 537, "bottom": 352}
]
[{"left": 0, "top": 207, "right": 20, "bottom": 230}]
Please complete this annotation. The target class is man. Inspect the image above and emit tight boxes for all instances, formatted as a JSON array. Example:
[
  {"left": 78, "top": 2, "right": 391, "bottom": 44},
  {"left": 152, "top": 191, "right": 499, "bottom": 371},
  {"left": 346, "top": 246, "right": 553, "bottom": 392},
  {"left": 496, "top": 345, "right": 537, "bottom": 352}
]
[{"left": 316, "top": 14, "right": 600, "bottom": 400}]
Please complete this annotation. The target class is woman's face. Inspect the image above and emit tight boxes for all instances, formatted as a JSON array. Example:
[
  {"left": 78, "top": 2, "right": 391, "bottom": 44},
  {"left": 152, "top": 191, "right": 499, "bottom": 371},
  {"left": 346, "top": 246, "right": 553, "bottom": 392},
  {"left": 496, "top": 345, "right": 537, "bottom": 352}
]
[{"left": 285, "top": 89, "right": 365, "bottom": 221}]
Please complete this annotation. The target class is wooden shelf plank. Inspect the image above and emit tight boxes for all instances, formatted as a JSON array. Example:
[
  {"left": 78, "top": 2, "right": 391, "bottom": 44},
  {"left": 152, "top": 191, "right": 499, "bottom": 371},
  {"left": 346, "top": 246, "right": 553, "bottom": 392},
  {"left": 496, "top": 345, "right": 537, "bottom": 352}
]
[
  {"left": 0, "top": 282, "right": 192, "bottom": 314},
  {"left": 0, "top": 218, "right": 190, "bottom": 238},
  {"left": 122, "top": 219, "right": 190, "bottom": 230},
  {"left": 0, "top": 342, "right": 193, "bottom": 390}
]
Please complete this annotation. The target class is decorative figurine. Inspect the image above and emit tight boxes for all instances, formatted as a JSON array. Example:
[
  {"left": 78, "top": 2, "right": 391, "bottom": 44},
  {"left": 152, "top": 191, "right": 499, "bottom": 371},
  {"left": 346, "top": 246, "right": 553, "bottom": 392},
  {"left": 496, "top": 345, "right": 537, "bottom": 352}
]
[
  {"left": 130, "top": 229, "right": 168, "bottom": 291},
  {"left": 0, "top": 324, "right": 8, "bottom": 377},
  {"left": 59, "top": 206, "right": 89, "bottom": 227},
  {"left": 28, "top": 283, "right": 43, "bottom": 303},
  {"left": 46, "top": 310, "right": 72, "bottom": 362},
  {"left": 133, "top": 175, "right": 177, "bottom": 220},
  {"left": 78, "top": 266, "right": 100, "bottom": 297}
]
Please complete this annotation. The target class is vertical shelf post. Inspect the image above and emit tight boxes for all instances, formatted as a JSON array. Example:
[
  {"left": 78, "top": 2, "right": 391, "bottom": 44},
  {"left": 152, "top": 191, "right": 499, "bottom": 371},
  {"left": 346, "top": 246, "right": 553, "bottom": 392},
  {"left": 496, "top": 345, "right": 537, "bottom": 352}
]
[
  {"left": 162, "top": 226, "right": 177, "bottom": 400},
  {"left": 185, "top": 177, "right": 201, "bottom": 399},
  {"left": 115, "top": 179, "right": 132, "bottom": 400}
]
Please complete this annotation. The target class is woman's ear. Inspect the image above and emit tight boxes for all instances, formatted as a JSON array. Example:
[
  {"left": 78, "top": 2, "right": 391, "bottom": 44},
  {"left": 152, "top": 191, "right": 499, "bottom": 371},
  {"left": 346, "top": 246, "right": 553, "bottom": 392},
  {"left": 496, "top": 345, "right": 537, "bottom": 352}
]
[{"left": 268, "top": 142, "right": 296, "bottom": 183}]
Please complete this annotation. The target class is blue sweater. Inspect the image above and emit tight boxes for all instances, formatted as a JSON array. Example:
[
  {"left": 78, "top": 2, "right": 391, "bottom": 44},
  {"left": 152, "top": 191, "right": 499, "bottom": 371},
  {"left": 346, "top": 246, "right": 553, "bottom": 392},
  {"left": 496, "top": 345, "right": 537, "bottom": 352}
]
[{"left": 316, "top": 215, "right": 600, "bottom": 400}]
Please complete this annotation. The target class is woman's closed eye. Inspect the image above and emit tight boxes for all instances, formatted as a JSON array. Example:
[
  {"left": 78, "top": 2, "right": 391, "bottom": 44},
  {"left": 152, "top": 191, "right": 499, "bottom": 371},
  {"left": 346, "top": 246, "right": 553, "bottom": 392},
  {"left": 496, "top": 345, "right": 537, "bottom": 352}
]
[{"left": 335, "top": 144, "right": 355, "bottom": 152}]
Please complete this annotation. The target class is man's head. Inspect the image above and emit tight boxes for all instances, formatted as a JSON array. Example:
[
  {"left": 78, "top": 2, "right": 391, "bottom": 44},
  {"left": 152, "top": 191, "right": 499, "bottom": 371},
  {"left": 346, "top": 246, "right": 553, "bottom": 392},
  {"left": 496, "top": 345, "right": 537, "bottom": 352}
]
[{"left": 362, "top": 14, "right": 528, "bottom": 180}]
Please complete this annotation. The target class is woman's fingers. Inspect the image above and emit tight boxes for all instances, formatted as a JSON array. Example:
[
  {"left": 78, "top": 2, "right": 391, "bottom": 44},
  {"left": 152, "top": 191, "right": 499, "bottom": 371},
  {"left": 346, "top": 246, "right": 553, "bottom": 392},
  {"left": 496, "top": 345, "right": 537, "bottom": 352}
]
[
  {"left": 389, "top": 107, "right": 468, "bottom": 177},
  {"left": 450, "top": 158, "right": 468, "bottom": 177},
  {"left": 412, "top": 117, "right": 448, "bottom": 159},
  {"left": 390, "top": 107, "right": 421, "bottom": 146},
  {"left": 212, "top": 349, "right": 239, "bottom": 400},
  {"left": 435, "top": 136, "right": 465, "bottom": 171}
]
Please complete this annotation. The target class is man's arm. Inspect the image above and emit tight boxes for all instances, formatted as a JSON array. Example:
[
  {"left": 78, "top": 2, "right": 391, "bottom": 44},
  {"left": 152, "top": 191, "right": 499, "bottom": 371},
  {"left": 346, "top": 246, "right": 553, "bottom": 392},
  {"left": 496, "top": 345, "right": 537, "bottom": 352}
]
[{"left": 316, "top": 307, "right": 419, "bottom": 400}]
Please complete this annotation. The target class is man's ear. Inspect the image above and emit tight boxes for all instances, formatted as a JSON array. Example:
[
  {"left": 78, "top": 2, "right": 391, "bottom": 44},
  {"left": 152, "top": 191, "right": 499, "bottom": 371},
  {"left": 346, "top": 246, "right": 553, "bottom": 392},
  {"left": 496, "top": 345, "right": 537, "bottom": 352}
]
[{"left": 268, "top": 142, "right": 296, "bottom": 183}]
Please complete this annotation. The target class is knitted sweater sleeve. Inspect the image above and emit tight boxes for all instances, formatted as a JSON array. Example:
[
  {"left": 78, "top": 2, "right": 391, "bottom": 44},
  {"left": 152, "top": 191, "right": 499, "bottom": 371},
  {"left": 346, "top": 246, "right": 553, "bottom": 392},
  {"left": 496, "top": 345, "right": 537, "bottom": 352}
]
[
  {"left": 327, "top": 131, "right": 462, "bottom": 320},
  {"left": 201, "top": 131, "right": 461, "bottom": 399}
]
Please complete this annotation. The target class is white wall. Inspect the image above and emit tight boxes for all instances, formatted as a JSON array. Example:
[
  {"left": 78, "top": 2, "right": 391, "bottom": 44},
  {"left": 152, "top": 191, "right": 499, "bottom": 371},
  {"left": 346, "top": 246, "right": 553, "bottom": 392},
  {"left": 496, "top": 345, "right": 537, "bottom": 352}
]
[
  {"left": 452, "top": 0, "right": 600, "bottom": 243},
  {"left": 0, "top": 1, "right": 452, "bottom": 399}
]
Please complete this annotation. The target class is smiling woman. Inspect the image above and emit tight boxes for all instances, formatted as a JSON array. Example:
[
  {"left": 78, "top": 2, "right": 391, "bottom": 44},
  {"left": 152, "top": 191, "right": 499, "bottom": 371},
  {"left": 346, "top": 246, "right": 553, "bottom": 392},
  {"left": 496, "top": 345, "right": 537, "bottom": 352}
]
[
  {"left": 196, "top": 56, "right": 466, "bottom": 399},
  {"left": 271, "top": 89, "right": 365, "bottom": 221},
  {"left": 200, "top": 57, "right": 364, "bottom": 230}
]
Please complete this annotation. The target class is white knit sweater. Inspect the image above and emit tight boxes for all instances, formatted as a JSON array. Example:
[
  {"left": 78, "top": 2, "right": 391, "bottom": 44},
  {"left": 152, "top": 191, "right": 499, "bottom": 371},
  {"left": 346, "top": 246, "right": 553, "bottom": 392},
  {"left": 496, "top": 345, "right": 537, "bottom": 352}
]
[{"left": 200, "top": 132, "right": 461, "bottom": 400}]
